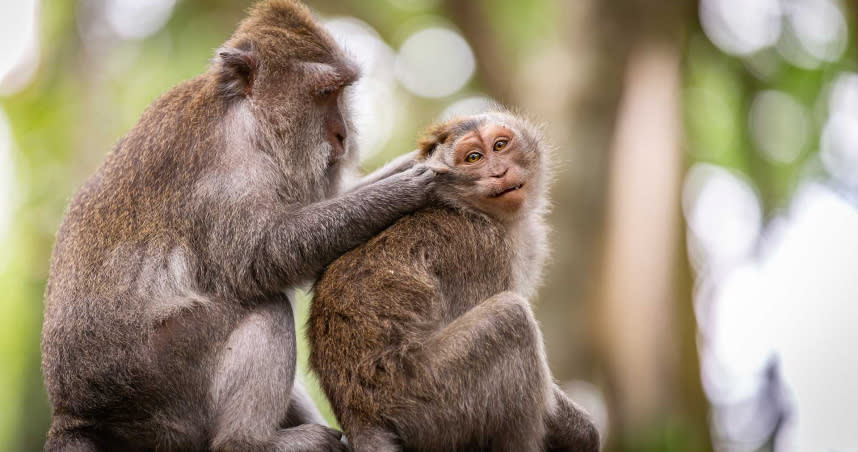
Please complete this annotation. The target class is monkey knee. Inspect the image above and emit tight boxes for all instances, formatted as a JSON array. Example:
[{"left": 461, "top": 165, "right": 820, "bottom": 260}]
[
  {"left": 491, "top": 292, "right": 540, "bottom": 343},
  {"left": 211, "top": 303, "right": 296, "bottom": 441}
]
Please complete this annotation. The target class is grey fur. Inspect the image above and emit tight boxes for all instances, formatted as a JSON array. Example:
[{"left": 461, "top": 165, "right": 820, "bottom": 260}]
[{"left": 40, "top": 1, "right": 435, "bottom": 451}]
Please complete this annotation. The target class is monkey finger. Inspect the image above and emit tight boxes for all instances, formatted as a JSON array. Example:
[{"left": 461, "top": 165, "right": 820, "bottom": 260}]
[
  {"left": 426, "top": 162, "right": 452, "bottom": 174},
  {"left": 407, "top": 163, "right": 431, "bottom": 176},
  {"left": 405, "top": 164, "right": 439, "bottom": 187}
]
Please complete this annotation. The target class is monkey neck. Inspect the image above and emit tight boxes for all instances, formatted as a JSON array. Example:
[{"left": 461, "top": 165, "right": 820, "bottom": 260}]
[{"left": 504, "top": 209, "right": 548, "bottom": 298}]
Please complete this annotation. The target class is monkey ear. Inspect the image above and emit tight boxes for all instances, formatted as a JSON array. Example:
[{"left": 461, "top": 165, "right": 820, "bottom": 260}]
[
  {"left": 417, "top": 124, "right": 451, "bottom": 159},
  {"left": 214, "top": 41, "right": 258, "bottom": 99}
]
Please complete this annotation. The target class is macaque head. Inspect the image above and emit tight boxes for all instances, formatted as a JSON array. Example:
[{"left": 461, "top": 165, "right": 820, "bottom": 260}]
[
  {"left": 418, "top": 111, "right": 548, "bottom": 221},
  {"left": 211, "top": 0, "right": 360, "bottom": 200}
]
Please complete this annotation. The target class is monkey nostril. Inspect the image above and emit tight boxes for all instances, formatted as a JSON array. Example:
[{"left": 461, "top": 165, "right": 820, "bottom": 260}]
[{"left": 329, "top": 130, "right": 346, "bottom": 161}]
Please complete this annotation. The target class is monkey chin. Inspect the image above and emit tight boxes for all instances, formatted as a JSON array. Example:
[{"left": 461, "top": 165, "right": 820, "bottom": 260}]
[{"left": 476, "top": 183, "right": 528, "bottom": 218}]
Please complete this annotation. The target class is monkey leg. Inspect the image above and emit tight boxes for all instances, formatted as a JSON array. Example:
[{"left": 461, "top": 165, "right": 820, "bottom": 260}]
[
  {"left": 209, "top": 302, "right": 345, "bottom": 452},
  {"left": 389, "top": 291, "right": 550, "bottom": 452},
  {"left": 544, "top": 386, "right": 600, "bottom": 452},
  {"left": 282, "top": 380, "right": 327, "bottom": 427}
]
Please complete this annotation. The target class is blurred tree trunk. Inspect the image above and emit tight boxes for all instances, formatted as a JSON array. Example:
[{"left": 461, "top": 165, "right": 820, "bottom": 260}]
[
  {"left": 596, "top": 38, "right": 683, "bottom": 434},
  {"left": 590, "top": 1, "right": 711, "bottom": 450}
]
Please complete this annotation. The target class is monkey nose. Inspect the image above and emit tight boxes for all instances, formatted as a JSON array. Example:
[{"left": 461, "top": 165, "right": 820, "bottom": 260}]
[
  {"left": 328, "top": 126, "right": 346, "bottom": 161},
  {"left": 490, "top": 167, "right": 509, "bottom": 178},
  {"left": 327, "top": 104, "right": 348, "bottom": 161}
]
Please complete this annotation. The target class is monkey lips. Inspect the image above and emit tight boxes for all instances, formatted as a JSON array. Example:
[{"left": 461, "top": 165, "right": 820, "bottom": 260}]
[{"left": 486, "top": 181, "right": 526, "bottom": 211}]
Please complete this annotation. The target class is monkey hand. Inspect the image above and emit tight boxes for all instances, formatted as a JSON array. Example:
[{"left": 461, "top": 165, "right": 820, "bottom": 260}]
[
  {"left": 416, "top": 161, "right": 467, "bottom": 206},
  {"left": 352, "top": 149, "right": 425, "bottom": 190},
  {"left": 273, "top": 424, "right": 350, "bottom": 452},
  {"left": 384, "top": 162, "right": 438, "bottom": 201}
]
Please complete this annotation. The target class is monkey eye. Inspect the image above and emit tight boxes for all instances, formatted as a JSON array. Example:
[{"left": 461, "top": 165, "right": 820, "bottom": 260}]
[
  {"left": 493, "top": 139, "right": 508, "bottom": 152},
  {"left": 465, "top": 152, "right": 483, "bottom": 163},
  {"left": 317, "top": 86, "right": 337, "bottom": 98}
]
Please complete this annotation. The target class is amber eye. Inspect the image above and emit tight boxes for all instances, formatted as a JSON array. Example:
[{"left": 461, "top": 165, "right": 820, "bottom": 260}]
[
  {"left": 493, "top": 139, "right": 508, "bottom": 152},
  {"left": 465, "top": 152, "right": 482, "bottom": 163}
]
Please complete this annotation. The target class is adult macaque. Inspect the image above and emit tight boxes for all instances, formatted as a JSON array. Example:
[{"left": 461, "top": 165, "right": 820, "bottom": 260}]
[
  {"left": 309, "top": 111, "right": 600, "bottom": 452},
  {"left": 41, "top": 1, "right": 436, "bottom": 450}
]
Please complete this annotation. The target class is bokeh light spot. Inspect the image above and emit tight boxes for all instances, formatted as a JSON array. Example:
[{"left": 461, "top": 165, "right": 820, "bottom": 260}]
[
  {"left": 0, "top": 0, "right": 39, "bottom": 96},
  {"left": 749, "top": 90, "right": 808, "bottom": 164},
  {"left": 700, "top": 0, "right": 781, "bottom": 56},
  {"left": 777, "top": 0, "right": 847, "bottom": 69},
  {"left": 105, "top": 0, "right": 176, "bottom": 41},
  {"left": 395, "top": 27, "right": 475, "bottom": 98},
  {"left": 683, "top": 164, "right": 762, "bottom": 273},
  {"left": 325, "top": 17, "right": 398, "bottom": 159},
  {"left": 439, "top": 96, "right": 498, "bottom": 120},
  {"left": 821, "top": 73, "right": 858, "bottom": 186}
]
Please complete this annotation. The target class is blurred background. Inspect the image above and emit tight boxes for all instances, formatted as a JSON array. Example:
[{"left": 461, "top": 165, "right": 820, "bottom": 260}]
[{"left": 2, "top": 0, "right": 857, "bottom": 451}]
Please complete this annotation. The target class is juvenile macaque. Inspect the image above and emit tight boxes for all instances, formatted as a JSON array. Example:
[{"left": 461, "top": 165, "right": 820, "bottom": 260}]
[
  {"left": 309, "top": 111, "right": 600, "bottom": 451},
  {"left": 40, "top": 1, "right": 437, "bottom": 451}
]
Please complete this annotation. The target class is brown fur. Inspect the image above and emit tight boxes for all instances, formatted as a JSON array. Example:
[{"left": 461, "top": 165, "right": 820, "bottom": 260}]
[
  {"left": 309, "top": 112, "right": 600, "bottom": 451},
  {"left": 41, "top": 1, "right": 437, "bottom": 451}
]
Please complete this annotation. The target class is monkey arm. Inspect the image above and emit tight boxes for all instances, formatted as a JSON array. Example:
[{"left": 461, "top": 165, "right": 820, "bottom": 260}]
[
  {"left": 261, "top": 165, "right": 433, "bottom": 288},
  {"left": 348, "top": 150, "right": 420, "bottom": 192}
]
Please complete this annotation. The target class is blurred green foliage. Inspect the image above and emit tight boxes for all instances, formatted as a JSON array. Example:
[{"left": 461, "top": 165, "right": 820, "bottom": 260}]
[
  {"left": 5, "top": 0, "right": 852, "bottom": 450},
  {"left": 683, "top": 16, "right": 856, "bottom": 212}
]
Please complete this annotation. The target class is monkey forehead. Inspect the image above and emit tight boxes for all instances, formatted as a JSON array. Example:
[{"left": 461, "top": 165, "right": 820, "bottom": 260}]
[
  {"left": 477, "top": 111, "right": 545, "bottom": 150},
  {"left": 454, "top": 124, "right": 514, "bottom": 150},
  {"left": 443, "top": 114, "right": 517, "bottom": 145},
  {"left": 299, "top": 60, "right": 361, "bottom": 89}
]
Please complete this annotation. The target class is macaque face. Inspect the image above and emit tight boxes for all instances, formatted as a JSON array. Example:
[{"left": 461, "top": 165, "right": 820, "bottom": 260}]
[
  {"left": 451, "top": 123, "right": 529, "bottom": 214},
  {"left": 306, "top": 67, "right": 358, "bottom": 168},
  {"left": 424, "top": 115, "right": 542, "bottom": 220},
  {"left": 217, "top": 9, "right": 363, "bottom": 201}
]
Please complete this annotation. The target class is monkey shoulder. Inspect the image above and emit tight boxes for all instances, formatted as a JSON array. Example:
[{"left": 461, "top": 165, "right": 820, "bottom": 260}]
[
  {"left": 390, "top": 207, "right": 506, "bottom": 259},
  {"left": 313, "top": 206, "right": 509, "bottom": 319}
]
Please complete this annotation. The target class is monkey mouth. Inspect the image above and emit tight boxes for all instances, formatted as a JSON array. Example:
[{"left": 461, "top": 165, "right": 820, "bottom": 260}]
[{"left": 489, "top": 183, "right": 525, "bottom": 198}]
